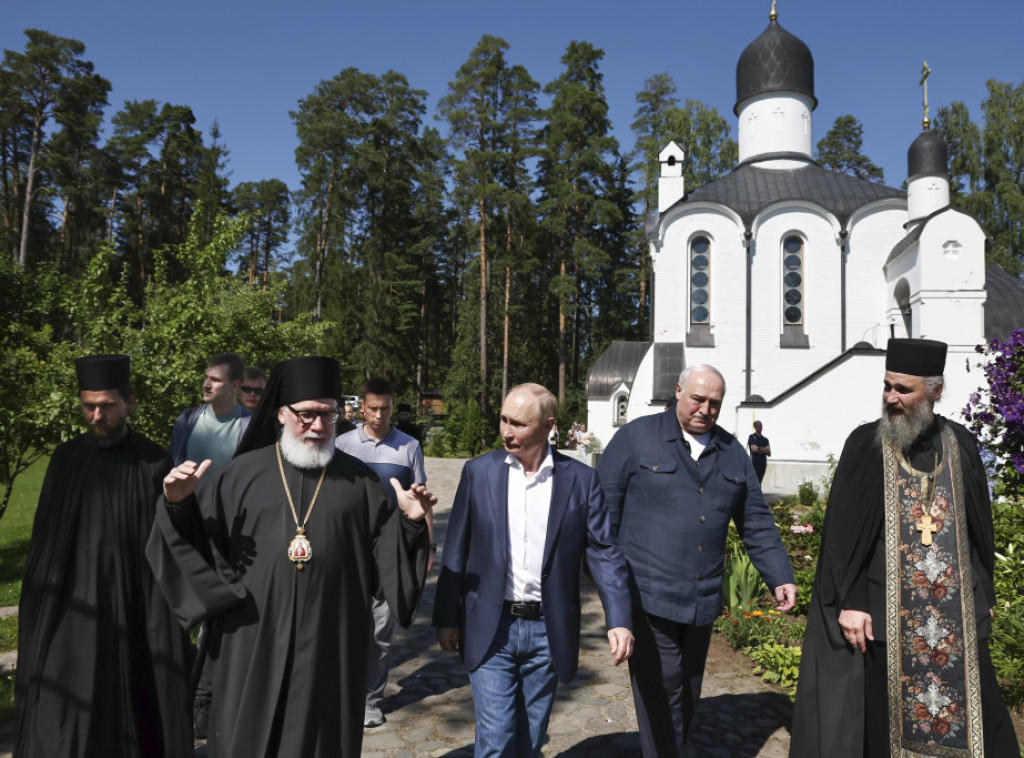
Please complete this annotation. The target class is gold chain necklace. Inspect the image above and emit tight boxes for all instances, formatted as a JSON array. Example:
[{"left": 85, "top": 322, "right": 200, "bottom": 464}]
[{"left": 276, "top": 441, "right": 328, "bottom": 570}]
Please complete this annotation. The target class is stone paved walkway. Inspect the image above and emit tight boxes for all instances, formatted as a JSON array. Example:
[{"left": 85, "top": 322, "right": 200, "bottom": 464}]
[
  {"left": 359, "top": 570, "right": 793, "bottom": 757},
  {"left": 1, "top": 456, "right": 796, "bottom": 757},
  {"left": 358, "top": 457, "right": 794, "bottom": 757}
]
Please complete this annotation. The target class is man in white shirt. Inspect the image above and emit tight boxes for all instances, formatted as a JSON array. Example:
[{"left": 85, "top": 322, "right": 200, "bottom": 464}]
[{"left": 433, "top": 383, "right": 633, "bottom": 757}]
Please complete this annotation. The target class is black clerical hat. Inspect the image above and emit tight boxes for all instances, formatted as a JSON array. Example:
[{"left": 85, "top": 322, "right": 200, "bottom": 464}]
[
  {"left": 235, "top": 356, "right": 341, "bottom": 456},
  {"left": 75, "top": 354, "right": 131, "bottom": 392},
  {"left": 885, "top": 338, "right": 947, "bottom": 376}
]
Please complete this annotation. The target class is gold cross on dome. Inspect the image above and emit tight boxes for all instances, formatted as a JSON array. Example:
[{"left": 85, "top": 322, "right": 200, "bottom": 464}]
[
  {"left": 920, "top": 61, "right": 932, "bottom": 129},
  {"left": 916, "top": 512, "right": 938, "bottom": 546}
]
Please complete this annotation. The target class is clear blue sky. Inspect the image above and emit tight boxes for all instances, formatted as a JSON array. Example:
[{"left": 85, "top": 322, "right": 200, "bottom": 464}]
[{"left": 4, "top": 0, "right": 1021, "bottom": 195}]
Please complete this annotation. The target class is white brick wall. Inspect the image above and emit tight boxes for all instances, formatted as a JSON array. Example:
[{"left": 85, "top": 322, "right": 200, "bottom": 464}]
[{"left": 592, "top": 182, "right": 988, "bottom": 494}]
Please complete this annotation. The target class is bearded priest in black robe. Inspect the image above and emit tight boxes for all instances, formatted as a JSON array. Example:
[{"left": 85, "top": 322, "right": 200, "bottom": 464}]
[
  {"left": 790, "top": 339, "right": 1018, "bottom": 757},
  {"left": 147, "top": 356, "right": 433, "bottom": 757},
  {"left": 15, "top": 355, "right": 192, "bottom": 758}
]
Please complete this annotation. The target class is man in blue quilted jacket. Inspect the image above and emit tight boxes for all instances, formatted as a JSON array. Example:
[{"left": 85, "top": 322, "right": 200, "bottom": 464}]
[{"left": 598, "top": 364, "right": 797, "bottom": 757}]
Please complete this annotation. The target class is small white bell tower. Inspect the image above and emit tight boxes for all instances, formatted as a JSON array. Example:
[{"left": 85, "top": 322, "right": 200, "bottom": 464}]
[{"left": 658, "top": 141, "right": 686, "bottom": 213}]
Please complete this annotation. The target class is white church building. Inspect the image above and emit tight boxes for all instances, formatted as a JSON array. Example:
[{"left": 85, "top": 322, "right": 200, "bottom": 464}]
[{"left": 586, "top": 9, "right": 1024, "bottom": 491}]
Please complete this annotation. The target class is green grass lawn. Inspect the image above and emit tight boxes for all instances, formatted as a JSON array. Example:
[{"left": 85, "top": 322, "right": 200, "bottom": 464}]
[
  {"left": 0, "top": 454, "right": 48, "bottom": 608},
  {"left": 0, "top": 615, "right": 16, "bottom": 653},
  {"left": 0, "top": 456, "right": 46, "bottom": 723},
  {"left": 0, "top": 674, "right": 12, "bottom": 722}
]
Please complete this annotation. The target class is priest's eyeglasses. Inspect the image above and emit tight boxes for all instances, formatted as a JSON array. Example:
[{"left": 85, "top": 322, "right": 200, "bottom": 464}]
[{"left": 285, "top": 405, "right": 339, "bottom": 425}]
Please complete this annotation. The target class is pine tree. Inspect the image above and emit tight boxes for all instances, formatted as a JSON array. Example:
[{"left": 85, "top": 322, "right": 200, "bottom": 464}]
[
  {"left": 816, "top": 114, "right": 884, "bottom": 182},
  {"left": 350, "top": 70, "right": 433, "bottom": 391},
  {"left": 934, "top": 101, "right": 982, "bottom": 202},
  {"left": 439, "top": 35, "right": 543, "bottom": 437},
  {"left": 934, "top": 84, "right": 1024, "bottom": 276},
  {"left": 538, "top": 41, "right": 621, "bottom": 403},
  {"left": 979, "top": 80, "right": 1024, "bottom": 276},
  {"left": 291, "top": 68, "right": 374, "bottom": 321},
  {"left": 105, "top": 100, "right": 210, "bottom": 295},
  {"left": 495, "top": 62, "right": 541, "bottom": 402},
  {"left": 438, "top": 35, "right": 511, "bottom": 434},
  {"left": 232, "top": 179, "right": 290, "bottom": 287},
  {"left": 630, "top": 73, "right": 679, "bottom": 324},
  {"left": 668, "top": 100, "right": 738, "bottom": 188},
  {"left": 2, "top": 29, "right": 109, "bottom": 267},
  {"left": 193, "top": 120, "right": 232, "bottom": 247},
  {"left": 1, "top": 31, "right": 106, "bottom": 268},
  {"left": 46, "top": 65, "right": 110, "bottom": 276},
  {"left": 408, "top": 126, "right": 455, "bottom": 398}
]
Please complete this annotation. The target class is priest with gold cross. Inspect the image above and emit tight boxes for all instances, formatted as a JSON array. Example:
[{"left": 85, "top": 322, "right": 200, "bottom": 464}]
[
  {"left": 147, "top": 356, "right": 434, "bottom": 757},
  {"left": 791, "top": 338, "right": 1019, "bottom": 757}
]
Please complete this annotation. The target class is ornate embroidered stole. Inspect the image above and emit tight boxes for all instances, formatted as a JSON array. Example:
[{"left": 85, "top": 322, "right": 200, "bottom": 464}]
[{"left": 883, "top": 427, "right": 984, "bottom": 756}]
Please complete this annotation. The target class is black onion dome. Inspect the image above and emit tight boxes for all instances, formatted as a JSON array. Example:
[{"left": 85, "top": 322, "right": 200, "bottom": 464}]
[
  {"left": 908, "top": 129, "right": 948, "bottom": 177},
  {"left": 735, "top": 18, "right": 817, "bottom": 115}
]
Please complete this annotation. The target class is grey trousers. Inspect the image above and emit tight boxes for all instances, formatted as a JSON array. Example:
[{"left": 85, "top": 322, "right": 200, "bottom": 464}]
[{"left": 366, "top": 585, "right": 396, "bottom": 708}]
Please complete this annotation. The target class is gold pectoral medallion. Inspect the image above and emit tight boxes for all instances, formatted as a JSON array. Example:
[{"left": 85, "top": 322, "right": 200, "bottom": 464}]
[
  {"left": 288, "top": 528, "right": 312, "bottom": 569},
  {"left": 277, "top": 442, "right": 327, "bottom": 572}
]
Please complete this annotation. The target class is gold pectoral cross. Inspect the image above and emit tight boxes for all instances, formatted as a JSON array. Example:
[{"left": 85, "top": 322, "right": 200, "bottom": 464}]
[{"left": 916, "top": 512, "right": 938, "bottom": 546}]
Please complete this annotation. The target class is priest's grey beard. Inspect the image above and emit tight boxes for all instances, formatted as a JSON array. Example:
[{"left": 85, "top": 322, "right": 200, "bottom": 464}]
[
  {"left": 876, "top": 397, "right": 935, "bottom": 453},
  {"left": 279, "top": 427, "right": 336, "bottom": 469}
]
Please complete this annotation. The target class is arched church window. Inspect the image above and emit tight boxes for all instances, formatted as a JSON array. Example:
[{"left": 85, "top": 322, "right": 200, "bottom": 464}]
[
  {"left": 690, "top": 237, "right": 711, "bottom": 325},
  {"left": 614, "top": 393, "right": 628, "bottom": 426},
  {"left": 780, "top": 234, "right": 809, "bottom": 348},
  {"left": 894, "top": 277, "right": 912, "bottom": 337},
  {"left": 782, "top": 236, "right": 804, "bottom": 325},
  {"left": 686, "top": 235, "right": 714, "bottom": 347}
]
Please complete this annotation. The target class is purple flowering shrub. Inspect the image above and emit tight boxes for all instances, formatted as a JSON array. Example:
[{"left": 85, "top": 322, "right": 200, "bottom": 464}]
[
  {"left": 964, "top": 330, "right": 1024, "bottom": 710},
  {"left": 963, "top": 329, "right": 1024, "bottom": 495}
]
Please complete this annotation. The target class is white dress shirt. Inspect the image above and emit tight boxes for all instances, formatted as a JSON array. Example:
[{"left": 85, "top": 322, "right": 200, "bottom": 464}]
[{"left": 504, "top": 448, "right": 555, "bottom": 603}]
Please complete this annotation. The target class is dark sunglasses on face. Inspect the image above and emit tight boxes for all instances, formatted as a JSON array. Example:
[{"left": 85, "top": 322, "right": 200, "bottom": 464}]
[{"left": 241, "top": 386, "right": 264, "bottom": 395}]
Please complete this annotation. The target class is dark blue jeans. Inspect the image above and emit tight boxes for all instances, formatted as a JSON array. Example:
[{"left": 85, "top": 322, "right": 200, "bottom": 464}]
[{"left": 467, "top": 609, "right": 558, "bottom": 758}]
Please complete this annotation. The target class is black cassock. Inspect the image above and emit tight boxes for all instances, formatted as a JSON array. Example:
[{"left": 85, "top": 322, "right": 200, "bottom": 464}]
[
  {"left": 15, "top": 430, "right": 192, "bottom": 758},
  {"left": 788, "top": 416, "right": 1018, "bottom": 758},
  {"left": 147, "top": 444, "right": 428, "bottom": 758}
]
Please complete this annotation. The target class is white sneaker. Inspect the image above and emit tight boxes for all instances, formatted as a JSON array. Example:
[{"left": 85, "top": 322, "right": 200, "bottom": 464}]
[{"left": 364, "top": 705, "right": 386, "bottom": 728}]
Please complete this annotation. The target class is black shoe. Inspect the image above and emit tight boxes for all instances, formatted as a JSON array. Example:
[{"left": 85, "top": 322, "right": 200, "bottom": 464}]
[{"left": 194, "top": 704, "right": 210, "bottom": 740}]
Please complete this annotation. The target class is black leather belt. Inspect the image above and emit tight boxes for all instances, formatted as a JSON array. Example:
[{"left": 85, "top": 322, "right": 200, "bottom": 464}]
[{"left": 504, "top": 600, "right": 542, "bottom": 619}]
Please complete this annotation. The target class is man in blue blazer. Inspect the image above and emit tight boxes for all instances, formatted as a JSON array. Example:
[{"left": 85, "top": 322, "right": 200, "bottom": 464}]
[
  {"left": 598, "top": 364, "right": 797, "bottom": 757},
  {"left": 434, "top": 383, "right": 633, "bottom": 758}
]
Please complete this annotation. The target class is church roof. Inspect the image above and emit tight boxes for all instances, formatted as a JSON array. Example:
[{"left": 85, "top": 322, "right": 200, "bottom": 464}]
[
  {"left": 908, "top": 129, "right": 948, "bottom": 177},
  {"left": 735, "top": 16, "right": 816, "bottom": 115},
  {"left": 886, "top": 215, "right": 928, "bottom": 265},
  {"left": 586, "top": 341, "right": 649, "bottom": 399},
  {"left": 885, "top": 204, "right": 987, "bottom": 268},
  {"left": 985, "top": 263, "right": 1024, "bottom": 342},
  {"left": 678, "top": 156, "right": 905, "bottom": 228}
]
